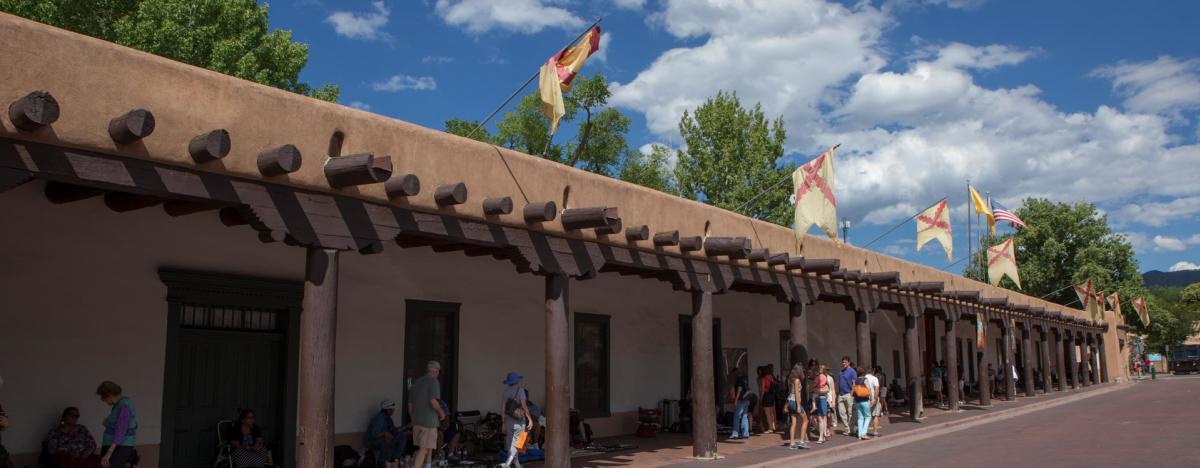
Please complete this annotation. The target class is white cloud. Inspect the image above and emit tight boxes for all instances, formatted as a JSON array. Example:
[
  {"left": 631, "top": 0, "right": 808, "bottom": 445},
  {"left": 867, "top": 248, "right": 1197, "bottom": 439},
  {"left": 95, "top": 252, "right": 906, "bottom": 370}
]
[
  {"left": 435, "top": 0, "right": 585, "bottom": 34},
  {"left": 422, "top": 56, "right": 455, "bottom": 64},
  {"left": 371, "top": 75, "right": 437, "bottom": 92},
  {"left": 611, "top": 0, "right": 1200, "bottom": 230},
  {"left": 1091, "top": 56, "right": 1200, "bottom": 117},
  {"left": 593, "top": 32, "right": 612, "bottom": 63},
  {"left": 1170, "top": 261, "right": 1200, "bottom": 272},
  {"left": 325, "top": 1, "right": 391, "bottom": 40},
  {"left": 1154, "top": 235, "right": 1187, "bottom": 252},
  {"left": 613, "top": 0, "right": 646, "bottom": 9},
  {"left": 1113, "top": 196, "right": 1200, "bottom": 227},
  {"left": 346, "top": 101, "right": 371, "bottom": 111},
  {"left": 1121, "top": 232, "right": 1152, "bottom": 253},
  {"left": 920, "top": 0, "right": 986, "bottom": 10}
]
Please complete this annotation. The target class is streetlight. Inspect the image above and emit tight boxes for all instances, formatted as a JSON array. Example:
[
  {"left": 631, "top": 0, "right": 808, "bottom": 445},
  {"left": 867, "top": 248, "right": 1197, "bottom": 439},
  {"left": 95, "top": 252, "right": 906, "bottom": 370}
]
[{"left": 841, "top": 217, "right": 851, "bottom": 244}]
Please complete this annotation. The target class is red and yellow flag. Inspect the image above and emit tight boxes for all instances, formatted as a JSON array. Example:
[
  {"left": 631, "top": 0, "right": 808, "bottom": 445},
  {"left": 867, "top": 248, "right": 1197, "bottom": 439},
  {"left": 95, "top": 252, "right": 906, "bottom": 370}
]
[
  {"left": 1132, "top": 296, "right": 1150, "bottom": 327},
  {"left": 792, "top": 147, "right": 838, "bottom": 240},
  {"left": 1106, "top": 292, "right": 1121, "bottom": 322},
  {"left": 916, "top": 198, "right": 953, "bottom": 262},
  {"left": 539, "top": 26, "right": 601, "bottom": 134},
  {"left": 986, "top": 238, "right": 1020, "bottom": 288}
]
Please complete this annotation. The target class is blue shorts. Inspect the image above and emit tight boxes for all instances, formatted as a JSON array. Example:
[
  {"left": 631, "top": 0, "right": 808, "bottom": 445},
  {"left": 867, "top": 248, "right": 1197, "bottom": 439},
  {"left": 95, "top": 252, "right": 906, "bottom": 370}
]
[
  {"left": 816, "top": 395, "right": 830, "bottom": 416},
  {"left": 786, "top": 400, "right": 798, "bottom": 414}
]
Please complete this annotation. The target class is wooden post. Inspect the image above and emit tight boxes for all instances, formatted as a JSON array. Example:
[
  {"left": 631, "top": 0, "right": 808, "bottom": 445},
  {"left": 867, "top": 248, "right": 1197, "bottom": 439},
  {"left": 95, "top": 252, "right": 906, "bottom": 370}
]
[
  {"left": 1002, "top": 326, "right": 1016, "bottom": 399},
  {"left": 298, "top": 248, "right": 339, "bottom": 468},
  {"left": 1055, "top": 329, "right": 1068, "bottom": 391},
  {"left": 1021, "top": 326, "right": 1035, "bottom": 397},
  {"left": 789, "top": 302, "right": 808, "bottom": 368},
  {"left": 1088, "top": 334, "right": 1100, "bottom": 385},
  {"left": 856, "top": 310, "right": 872, "bottom": 369},
  {"left": 976, "top": 316, "right": 991, "bottom": 406},
  {"left": 691, "top": 289, "right": 717, "bottom": 459},
  {"left": 904, "top": 314, "right": 923, "bottom": 421},
  {"left": 1078, "top": 334, "right": 1091, "bottom": 387},
  {"left": 1040, "top": 326, "right": 1054, "bottom": 393},
  {"left": 944, "top": 317, "right": 960, "bottom": 411},
  {"left": 1098, "top": 335, "right": 1110, "bottom": 383},
  {"left": 544, "top": 274, "right": 570, "bottom": 468}
]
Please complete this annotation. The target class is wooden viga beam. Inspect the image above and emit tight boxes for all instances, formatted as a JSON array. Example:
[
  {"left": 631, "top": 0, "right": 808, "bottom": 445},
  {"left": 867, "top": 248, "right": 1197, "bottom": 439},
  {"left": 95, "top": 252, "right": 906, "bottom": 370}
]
[
  {"left": 766, "top": 252, "right": 789, "bottom": 266},
  {"left": 703, "top": 237, "right": 751, "bottom": 259},
  {"left": 324, "top": 153, "right": 392, "bottom": 188},
  {"left": 944, "top": 290, "right": 981, "bottom": 302},
  {"left": 1009, "top": 303, "right": 1031, "bottom": 313},
  {"left": 784, "top": 257, "right": 840, "bottom": 274},
  {"left": 864, "top": 271, "right": 901, "bottom": 286},
  {"left": 829, "top": 269, "right": 864, "bottom": 281},
  {"left": 900, "top": 281, "right": 945, "bottom": 293},
  {"left": 980, "top": 297, "right": 1009, "bottom": 307},
  {"left": 746, "top": 248, "right": 770, "bottom": 263},
  {"left": 8, "top": 90, "right": 60, "bottom": 131},
  {"left": 561, "top": 207, "right": 619, "bottom": 231},
  {"left": 625, "top": 225, "right": 649, "bottom": 242},
  {"left": 653, "top": 230, "right": 679, "bottom": 247}
]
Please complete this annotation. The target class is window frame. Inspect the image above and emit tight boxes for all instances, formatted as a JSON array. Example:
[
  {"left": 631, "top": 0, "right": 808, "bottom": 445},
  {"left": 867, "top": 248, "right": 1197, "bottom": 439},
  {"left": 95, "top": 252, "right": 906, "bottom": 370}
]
[{"left": 574, "top": 312, "right": 611, "bottom": 418}]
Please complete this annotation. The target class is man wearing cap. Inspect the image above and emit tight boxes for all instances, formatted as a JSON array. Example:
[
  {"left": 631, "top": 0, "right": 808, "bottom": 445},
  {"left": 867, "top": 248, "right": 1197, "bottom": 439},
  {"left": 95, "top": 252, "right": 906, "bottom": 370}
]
[
  {"left": 499, "top": 372, "right": 532, "bottom": 468},
  {"left": 409, "top": 361, "right": 446, "bottom": 468},
  {"left": 364, "top": 399, "right": 407, "bottom": 466}
]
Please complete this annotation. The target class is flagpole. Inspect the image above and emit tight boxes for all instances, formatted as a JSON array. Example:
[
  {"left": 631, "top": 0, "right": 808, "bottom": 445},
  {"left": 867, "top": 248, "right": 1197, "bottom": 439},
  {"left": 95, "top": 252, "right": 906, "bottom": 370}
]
[
  {"left": 984, "top": 191, "right": 991, "bottom": 275},
  {"left": 465, "top": 18, "right": 603, "bottom": 140},
  {"left": 966, "top": 179, "right": 972, "bottom": 276}
]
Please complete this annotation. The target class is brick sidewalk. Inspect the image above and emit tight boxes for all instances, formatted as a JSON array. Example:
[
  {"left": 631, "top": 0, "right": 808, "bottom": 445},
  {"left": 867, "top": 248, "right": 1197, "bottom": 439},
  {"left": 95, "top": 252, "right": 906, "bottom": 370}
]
[{"left": 526, "top": 383, "right": 1127, "bottom": 467}]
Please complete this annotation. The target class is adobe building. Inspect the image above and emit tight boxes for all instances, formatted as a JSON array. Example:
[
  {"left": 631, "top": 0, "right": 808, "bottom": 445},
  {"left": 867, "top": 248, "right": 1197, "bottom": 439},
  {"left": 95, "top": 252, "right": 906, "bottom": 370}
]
[{"left": 0, "top": 13, "right": 1130, "bottom": 468}]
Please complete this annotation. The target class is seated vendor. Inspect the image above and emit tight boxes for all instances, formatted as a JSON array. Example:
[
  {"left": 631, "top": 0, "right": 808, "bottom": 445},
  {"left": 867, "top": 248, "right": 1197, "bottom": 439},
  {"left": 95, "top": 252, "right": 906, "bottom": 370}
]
[
  {"left": 43, "top": 407, "right": 98, "bottom": 467},
  {"left": 363, "top": 400, "right": 408, "bottom": 467}
]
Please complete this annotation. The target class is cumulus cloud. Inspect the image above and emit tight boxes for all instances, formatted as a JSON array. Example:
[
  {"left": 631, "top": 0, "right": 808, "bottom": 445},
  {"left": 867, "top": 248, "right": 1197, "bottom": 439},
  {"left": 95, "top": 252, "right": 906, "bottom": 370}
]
[
  {"left": 422, "top": 56, "right": 455, "bottom": 64},
  {"left": 1113, "top": 196, "right": 1200, "bottom": 227},
  {"left": 346, "top": 101, "right": 372, "bottom": 111},
  {"left": 326, "top": 1, "right": 391, "bottom": 40},
  {"left": 1121, "top": 232, "right": 1151, "bottom": 253},
  {"left": 1091, "top": 56, "right": 1200, "bottom": 117},
  {"left": 1154, "top": 235, "right": 1188, "bottom": 252},
  {"left": 1170, "top": 261, "right": 1200, "bottom": 272},
  {"left": 593, "top": 32, "right": 613, "bottom": 63},
  {"left": 613, "top": 0, "right": 646, "bottom": 9},
  {"left": 371, "top": 75, "right": 437, "bottom": 92},
  {"left": 435, "top": 0, "right": 585, "bottom": 34},
  {"left": 611, "top": 0, "right": 1200, "bottom": 230}
]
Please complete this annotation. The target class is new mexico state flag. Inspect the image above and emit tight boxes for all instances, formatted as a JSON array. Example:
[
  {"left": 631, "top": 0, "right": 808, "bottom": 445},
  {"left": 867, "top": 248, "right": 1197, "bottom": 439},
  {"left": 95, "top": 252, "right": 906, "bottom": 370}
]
[
  {"left": 986, "top": 238, "right": 1021, "bottom": 288},
  {"left": 792, "top": 148, "right": 838, "bottom": 240},
  {"left": 916, "top": 199, "right": 953, "bottom": 262}
]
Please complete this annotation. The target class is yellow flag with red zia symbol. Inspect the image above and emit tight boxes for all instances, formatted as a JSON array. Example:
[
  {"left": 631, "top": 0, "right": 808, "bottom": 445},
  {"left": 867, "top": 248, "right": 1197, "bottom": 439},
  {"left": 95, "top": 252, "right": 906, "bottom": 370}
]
[
  {"left": 916, "top": 198, "right": 953, "bottom": 262},
  {"left": 986, "top": 238, "right": 1020, "bottom": 288}
]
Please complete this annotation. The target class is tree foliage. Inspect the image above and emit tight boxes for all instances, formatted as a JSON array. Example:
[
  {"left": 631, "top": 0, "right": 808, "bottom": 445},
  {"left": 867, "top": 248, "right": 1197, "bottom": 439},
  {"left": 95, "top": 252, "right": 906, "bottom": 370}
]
[
  {"left": 1143, "top": 285, "right": 1200, "bottom": 354},
  {"left": 1, "top": 0, "right": 338, "bottom": 101},
  {"left": 674, "top": 91, "right": 792, "bottom": 224}
]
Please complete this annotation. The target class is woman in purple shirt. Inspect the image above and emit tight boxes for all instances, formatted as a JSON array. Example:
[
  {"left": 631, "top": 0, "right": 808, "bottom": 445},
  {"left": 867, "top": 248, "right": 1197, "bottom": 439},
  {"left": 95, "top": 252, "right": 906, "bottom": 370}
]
[{"left": 96, "top": 381, "right": 136, "bottom": 468}]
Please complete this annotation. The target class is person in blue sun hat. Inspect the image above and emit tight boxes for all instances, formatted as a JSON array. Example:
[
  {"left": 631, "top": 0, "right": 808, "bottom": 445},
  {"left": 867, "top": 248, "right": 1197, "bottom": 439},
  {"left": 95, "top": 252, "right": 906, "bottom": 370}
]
[{"left": 499, "top": 372, "right": 532, "bottom": 468}]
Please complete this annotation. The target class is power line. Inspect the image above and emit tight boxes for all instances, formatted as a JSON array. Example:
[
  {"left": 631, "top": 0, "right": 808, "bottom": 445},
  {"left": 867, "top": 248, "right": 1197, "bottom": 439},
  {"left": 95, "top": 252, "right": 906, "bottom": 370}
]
[{"left": 733, "top": 144, "right": 840, "bottom": 214}]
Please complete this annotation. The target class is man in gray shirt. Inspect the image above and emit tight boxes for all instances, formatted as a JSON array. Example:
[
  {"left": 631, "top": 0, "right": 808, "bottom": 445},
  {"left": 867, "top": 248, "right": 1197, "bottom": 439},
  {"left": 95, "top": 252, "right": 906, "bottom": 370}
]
[{"left": 409, "top": 361, "right": 445, "bottom": 468}]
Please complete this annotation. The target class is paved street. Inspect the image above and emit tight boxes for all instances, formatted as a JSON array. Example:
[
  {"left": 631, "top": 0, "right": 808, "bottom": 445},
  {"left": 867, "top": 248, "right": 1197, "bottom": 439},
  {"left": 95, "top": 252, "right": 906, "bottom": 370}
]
[{"left": 839, "top": 376, "right": 1200, "bottom": 467}]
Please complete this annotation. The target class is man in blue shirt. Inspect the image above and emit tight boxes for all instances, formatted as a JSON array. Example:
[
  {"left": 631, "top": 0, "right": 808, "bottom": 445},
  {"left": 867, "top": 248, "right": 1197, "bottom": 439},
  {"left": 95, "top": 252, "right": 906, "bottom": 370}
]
[
  {"left": 364, "top": 400, "right": 408, "bottom": 465},
  {"left": 837, "top": 357, "right": 858, "bottom": 436}
]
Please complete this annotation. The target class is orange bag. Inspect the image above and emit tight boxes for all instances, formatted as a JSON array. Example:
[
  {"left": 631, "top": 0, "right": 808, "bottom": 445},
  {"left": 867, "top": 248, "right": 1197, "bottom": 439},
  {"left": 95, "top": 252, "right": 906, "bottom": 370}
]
[{"left": 516, "top": 430, "right": 530, "bottom": 453}]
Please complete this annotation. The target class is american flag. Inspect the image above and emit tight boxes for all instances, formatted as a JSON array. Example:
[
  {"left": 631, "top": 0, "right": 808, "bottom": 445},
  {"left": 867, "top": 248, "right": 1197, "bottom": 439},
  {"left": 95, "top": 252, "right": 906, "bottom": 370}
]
[{"left": 991, "top": 200, "right": 1026, "bottom": 229}]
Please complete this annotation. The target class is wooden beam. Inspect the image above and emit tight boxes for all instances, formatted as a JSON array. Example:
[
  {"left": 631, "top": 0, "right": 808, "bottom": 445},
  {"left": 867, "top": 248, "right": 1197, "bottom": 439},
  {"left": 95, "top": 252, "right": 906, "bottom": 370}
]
[
  {"left": 981, "top": 297, "right": 1009, "bottom": 307},
  {"left": 219, "top": 207, "right": 249, "bottom": 226},
  {"left": 297, "top": 248, "right": 339, "bottom": 467},
  {"left": 257, "top": 144, "right": 302, "bottom": 176},
  {"left": 324, "top": 153, "right": 392, "bottom": 187},
  {"left": 690, "top": 289, "right": 717, "bottom": 459},
  {"left": 945, "top": 290, "right": 980, "bottom": 301},
  {"left": 384, "top": 174, "right": 421, "bottom": 198},
  {"left": 434, "top": 182, "right": 468, "bottom": 206},
  {"left": 523, "top": 201, "right": 557, "bottom": 223},
  {"left": 187, "top": 129, "right": 231, "bottom": 162},
  {"left": 746, "top": 248, "right": 770, "bottom": 263},
  {"left": 703, "top": 236, "right": 751, "bottom": 258},
  {"left": 945, "top": 317, "right": 960, "bottom": 411},
  {"left": 784, "top": 256, "right": 805, "bottom": 270},
  {"left": 766, "top": 252, "right": 789, "bottom": 266},
  {"left": 545, "top": 274, "right": 571, "bottom": 467},
  {"left": 865, "top": 271, "right": 900, "bottom": 286},
  {"left": 653, "top": 230, "right": 679, "bottom": 246},
  {"left": 678, "top": 235, "right": 702, "bottom": 253},
  {"left": 801, "top": 258, "right": 840, "bottom": 274},
  {"left": 625, "top": 224, "right": 649, "bottom": 242},
  {"left": 8, "top": 90, "right": 59, "bottom": 131},
  {"left": 561, "top": 207, "right": 619, "bottom": 230},
  {"left": 103, "top": 192, "right": 162, "bottom": 212},
  {"left": 594, "top": 218, "right": 623, "bottom": 235},
  {"left": 905, "top": 314, "right": 923, "bottom": 421},
  {"left": 44, "top": 181, "right": 102, "bottom": 204},
  {"left": 107, "top": 109, "right": 155, "bottom": 144},
  {"left": 482, "top": 196, "right": 514, "bottom": 215},
  {"left": 900, "top": 281, "right": 944, "bottom": 293},
  {"left": 163, "top": 201, "right": 223, "bottom": 217}
]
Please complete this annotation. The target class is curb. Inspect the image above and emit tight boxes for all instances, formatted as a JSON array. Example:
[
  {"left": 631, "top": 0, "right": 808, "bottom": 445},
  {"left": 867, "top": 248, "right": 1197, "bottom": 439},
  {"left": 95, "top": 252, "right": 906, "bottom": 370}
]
[{"left": 748, "top": 383, "right": 1132, "bottom": 467}]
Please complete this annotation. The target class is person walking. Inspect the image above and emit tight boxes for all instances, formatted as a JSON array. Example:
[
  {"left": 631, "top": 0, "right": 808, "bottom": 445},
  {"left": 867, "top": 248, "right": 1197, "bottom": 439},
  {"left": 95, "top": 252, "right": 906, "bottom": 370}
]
[
  {"left": 930, "top": 362, "right": 945, "bottom": 408},
  {"left": 784, "top": 364, "right": 810, "bottom": 450},
  {"left": 836, "top": 357, "right": 857, "bottom": 436},
  {"left": 409, "top": 361, "right": 446, "bottom": 468},
  {"left": 823, "top": 365, "right": 837, "bottom": 438},
  {"left": 865, "top": 368, "right": 882, "bottom": 437},
  {"left": 729, "top": 373, "right": 753, "bottom": 440},
  {"left": 499, "top": 372, "right": 533, "bottom": 468},
  {"left": 96, "top": 381, "right": 136, "bottom": 468},
  {"left": 811, "top": 364, "right": 831, "bottom": 444},
  {"left": 852, "top": 367, "right": 874, "bottom": 441},
  {"left": 760, "top": 365, "right": 778, "bottom": 434}
]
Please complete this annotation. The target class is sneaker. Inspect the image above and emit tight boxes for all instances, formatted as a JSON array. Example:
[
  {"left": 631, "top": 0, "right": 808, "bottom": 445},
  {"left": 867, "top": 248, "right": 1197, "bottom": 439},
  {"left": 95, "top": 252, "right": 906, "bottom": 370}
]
[
  {"left": 796, "top": 443, "right": 811, "bottom": 450},
  {"left": 786, "top": 443, "right": 797, "bottom": 449}
]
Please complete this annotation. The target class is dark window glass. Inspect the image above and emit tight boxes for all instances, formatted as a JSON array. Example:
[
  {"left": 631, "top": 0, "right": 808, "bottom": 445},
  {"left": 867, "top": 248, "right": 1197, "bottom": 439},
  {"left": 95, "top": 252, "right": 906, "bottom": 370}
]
[{"left": 575, "top": 314, "right": 610, "bottom": 418}]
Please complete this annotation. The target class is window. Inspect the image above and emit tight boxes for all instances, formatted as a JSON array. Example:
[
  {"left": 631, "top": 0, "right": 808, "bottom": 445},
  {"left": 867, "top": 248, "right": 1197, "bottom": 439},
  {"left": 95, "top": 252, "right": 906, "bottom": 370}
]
[
  {"left": 179, "top": 304, "right": 280, "bottom": 332},
  {"left": 575, "top": 313, "right": 610, "bottom": 418}
]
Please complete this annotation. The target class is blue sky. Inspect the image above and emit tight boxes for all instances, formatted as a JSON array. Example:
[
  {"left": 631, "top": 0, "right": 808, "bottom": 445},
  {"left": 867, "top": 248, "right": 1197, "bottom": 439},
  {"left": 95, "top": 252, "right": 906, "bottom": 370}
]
[{"left": 267, "top": 0, "right": 1200, "bottom": 275}]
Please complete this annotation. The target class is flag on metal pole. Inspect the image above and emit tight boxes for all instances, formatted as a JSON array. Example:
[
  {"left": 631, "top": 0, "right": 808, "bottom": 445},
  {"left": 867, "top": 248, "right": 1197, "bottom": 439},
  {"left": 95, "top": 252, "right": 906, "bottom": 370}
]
[
  {"left": 986, "top": 238, "right": 1020, "bottom": 288},
  {"left": 792, "top": 147, "right": 839, "bottom": 240},
  {"left": 970, "top": 185, "right": 995, "bottom": 235},
  {"left": 1132, "top": 296, "right": 1150, "bottom": 327},
  {"left": 1107, "top": 292, "right": 1122, "bottom": 321},
  {"left": 538, "top": 25, "right": 601, "bottom": 134},
  {"left": 991, "top": 200, "right": 1026, "bottom": 229},
  {"left": 916, "top": 198, "right": 953, "bottom": 262},
  {"left": 1073, "top": 280, "right": 1103, "bottom": 321}
]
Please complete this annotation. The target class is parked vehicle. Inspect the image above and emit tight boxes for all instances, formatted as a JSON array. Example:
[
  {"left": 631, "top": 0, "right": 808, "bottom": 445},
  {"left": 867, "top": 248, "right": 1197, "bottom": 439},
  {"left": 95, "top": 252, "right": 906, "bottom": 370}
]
[{"left": 1170, "top": 345, "right": 1200, "bottom": 374}]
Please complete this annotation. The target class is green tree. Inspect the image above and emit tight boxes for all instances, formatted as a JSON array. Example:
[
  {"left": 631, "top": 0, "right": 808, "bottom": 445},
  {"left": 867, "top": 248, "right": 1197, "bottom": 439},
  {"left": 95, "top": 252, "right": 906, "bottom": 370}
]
[
  {"left": 1143, "top": 285, "right": 1200, "bottom": 353},
  {"left": 964, "top": 198, "right": 1146, "bottom": 321},
  {"left": 1, "top": 0, "right": 338, "bottom": 101},
  {"left": 674, "top": 91, "right": 791, "bottom": 223},
  {"left": 618, "top": 145, "right": 677, "bottom": 195}
]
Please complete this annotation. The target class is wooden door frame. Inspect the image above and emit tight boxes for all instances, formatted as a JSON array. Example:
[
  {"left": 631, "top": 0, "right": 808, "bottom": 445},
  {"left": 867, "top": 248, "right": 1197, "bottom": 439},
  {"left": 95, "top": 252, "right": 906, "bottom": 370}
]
[
  {"left": 159, "top": 269, "right": 302, "bottom": 468},
  {"left": 402, "top": 299, "right": 460, "bottom": 422}
]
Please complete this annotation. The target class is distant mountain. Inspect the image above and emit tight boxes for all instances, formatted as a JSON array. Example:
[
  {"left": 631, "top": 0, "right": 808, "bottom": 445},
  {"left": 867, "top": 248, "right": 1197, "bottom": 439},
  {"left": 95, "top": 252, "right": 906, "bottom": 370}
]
[{"left": 1143, "top": 269, "right": 1200, "bottom": 288}]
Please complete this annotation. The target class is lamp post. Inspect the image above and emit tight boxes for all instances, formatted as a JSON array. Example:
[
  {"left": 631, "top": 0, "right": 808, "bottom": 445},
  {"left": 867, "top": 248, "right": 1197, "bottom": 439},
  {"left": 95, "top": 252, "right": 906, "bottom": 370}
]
[{"left": 841, "top": 218, "right": 852, "bottom": 244}]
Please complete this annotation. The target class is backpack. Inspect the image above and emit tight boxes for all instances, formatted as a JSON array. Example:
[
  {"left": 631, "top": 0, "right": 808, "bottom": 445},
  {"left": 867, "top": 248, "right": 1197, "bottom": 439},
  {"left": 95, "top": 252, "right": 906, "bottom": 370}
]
[
  {"left": 852, "top": 377, "right": 871, "bottom": 399},
  {"left": 504, "top": 388, "right": 526, "bottom": 420}
]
